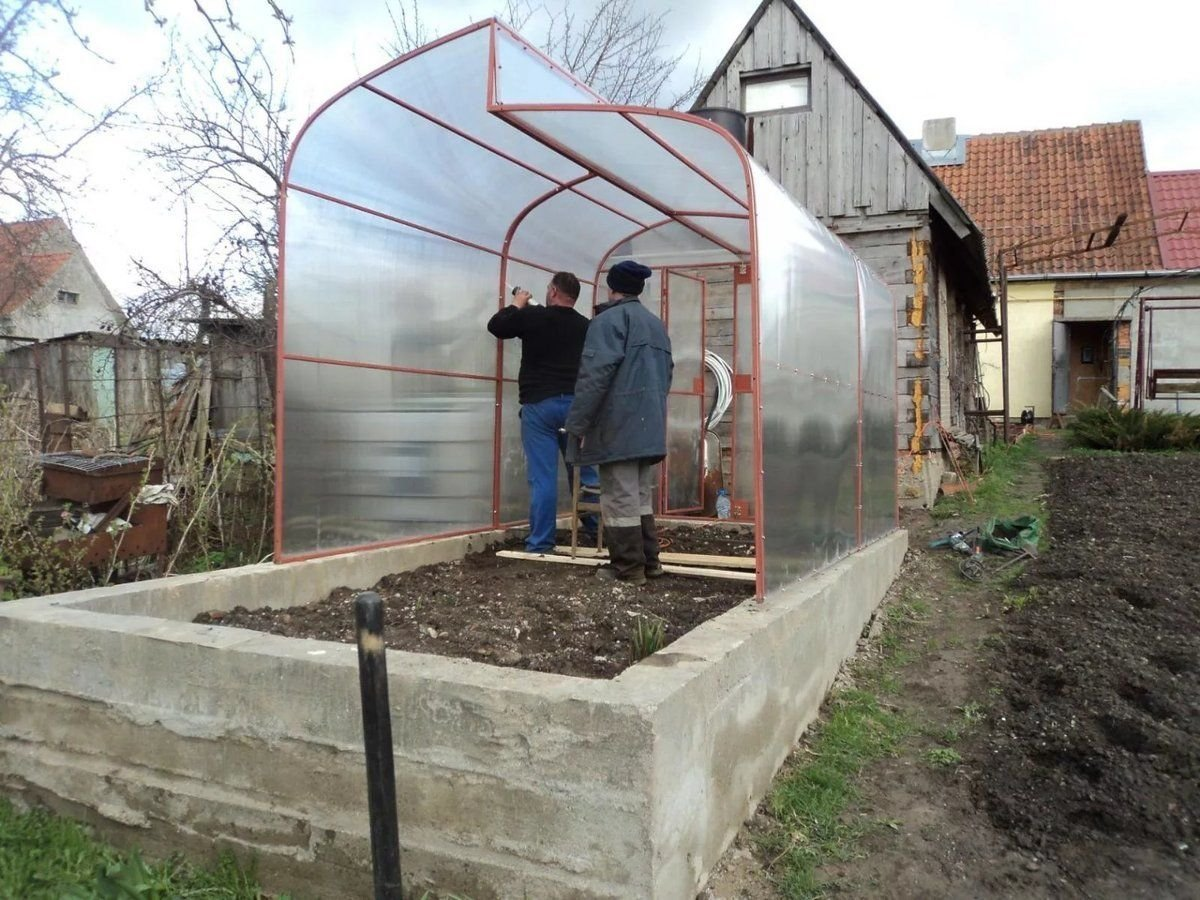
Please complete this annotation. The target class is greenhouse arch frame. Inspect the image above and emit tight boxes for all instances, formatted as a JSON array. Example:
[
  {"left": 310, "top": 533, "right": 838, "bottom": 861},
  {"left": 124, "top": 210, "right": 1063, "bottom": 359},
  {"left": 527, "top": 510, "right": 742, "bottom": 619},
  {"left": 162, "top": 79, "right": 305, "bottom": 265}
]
[{"left": 277, "top": 18, "right": 898, "bottom": 597}]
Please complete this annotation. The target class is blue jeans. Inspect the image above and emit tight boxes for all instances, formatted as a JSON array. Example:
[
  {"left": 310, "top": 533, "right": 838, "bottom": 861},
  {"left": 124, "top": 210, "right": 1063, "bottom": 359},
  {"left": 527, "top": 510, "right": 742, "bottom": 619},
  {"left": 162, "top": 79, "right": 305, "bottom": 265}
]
[{"left": 521, "top": 395, "right": 599, "bottom": 552}]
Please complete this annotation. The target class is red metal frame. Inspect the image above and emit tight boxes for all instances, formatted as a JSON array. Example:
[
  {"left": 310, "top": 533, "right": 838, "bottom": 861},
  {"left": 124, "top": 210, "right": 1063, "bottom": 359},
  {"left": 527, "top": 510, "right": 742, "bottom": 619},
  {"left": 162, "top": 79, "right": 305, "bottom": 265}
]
[
  {"left": 854, "top": 262, "right": 866, "bottom": 546},
  {"left": 281, "top": 354, "right": 495, "bottom": 383}
]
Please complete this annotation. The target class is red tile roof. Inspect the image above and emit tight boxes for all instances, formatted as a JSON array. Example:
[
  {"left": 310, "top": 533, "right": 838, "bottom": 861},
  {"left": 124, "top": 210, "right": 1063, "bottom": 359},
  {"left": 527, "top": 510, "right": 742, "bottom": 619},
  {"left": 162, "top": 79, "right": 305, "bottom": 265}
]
[
  {"left": 0, "top": 218, "right": 72, "bottom": 314},
  {"left": 1148, "top": 170, "right": 1200, "bottom": 270},
  {"left": 933, "top": 122, "right": 1161, "bottom": 274}
]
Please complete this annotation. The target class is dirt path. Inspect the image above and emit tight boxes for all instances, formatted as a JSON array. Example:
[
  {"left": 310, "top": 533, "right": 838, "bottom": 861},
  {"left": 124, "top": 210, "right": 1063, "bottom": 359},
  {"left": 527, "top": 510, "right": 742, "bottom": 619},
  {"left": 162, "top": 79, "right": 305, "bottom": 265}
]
[{"left": 704, "top": 438, "right": 1199, "bottom": 899}]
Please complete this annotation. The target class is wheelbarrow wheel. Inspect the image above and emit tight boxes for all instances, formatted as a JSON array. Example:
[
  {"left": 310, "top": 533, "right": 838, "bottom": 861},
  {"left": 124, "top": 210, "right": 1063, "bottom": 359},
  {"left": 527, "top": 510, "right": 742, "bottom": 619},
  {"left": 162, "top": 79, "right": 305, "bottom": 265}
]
[{"left": 959, "top": 557, "right": 986, "bottom": 582}]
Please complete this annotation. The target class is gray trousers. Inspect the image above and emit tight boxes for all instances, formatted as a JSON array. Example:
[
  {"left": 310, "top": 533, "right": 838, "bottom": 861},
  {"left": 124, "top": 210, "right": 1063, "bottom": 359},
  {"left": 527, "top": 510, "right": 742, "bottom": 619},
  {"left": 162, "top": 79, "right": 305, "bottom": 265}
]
[{"left": 598, "top": 460, "right": 657, "bottom": 527}]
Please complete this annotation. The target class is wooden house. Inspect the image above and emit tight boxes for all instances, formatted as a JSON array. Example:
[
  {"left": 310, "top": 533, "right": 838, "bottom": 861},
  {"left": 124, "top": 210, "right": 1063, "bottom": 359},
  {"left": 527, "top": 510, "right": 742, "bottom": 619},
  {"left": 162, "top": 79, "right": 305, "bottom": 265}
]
[{"left": 694, "top": 0, "right": 997, "bottom": 505}]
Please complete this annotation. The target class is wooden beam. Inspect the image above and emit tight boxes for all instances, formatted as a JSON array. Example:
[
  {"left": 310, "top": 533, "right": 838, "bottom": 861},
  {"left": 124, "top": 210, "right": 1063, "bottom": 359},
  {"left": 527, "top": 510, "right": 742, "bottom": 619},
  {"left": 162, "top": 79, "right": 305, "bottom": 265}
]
[
  {"left": 496, "top": 551, "right": 756, "bottom": 583},
  {"left": 553, "top": 546, "right": 756, "bottom": 570}
]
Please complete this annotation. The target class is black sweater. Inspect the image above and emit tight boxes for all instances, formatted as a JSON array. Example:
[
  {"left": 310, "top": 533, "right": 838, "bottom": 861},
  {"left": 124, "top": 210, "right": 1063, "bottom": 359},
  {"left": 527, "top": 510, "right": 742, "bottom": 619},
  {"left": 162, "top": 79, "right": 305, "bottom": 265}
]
[{"left": 487, "top": 304, "right": 590, "bottom": 405}]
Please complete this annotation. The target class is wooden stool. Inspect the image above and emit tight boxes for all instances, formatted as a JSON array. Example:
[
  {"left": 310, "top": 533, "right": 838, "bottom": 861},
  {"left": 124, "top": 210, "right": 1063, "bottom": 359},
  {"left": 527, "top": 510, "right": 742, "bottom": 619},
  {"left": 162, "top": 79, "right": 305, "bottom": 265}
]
[{"left": 569, "top": 468, "right": 603, "bottom": 558}]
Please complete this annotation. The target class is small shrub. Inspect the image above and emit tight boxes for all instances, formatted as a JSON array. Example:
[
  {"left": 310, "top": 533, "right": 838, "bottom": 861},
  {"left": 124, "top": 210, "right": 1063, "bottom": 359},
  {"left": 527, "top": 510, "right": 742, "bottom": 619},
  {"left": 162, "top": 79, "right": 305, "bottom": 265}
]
[{"left": 1068, "top": 406, "right": 1200, "bottom": 452}]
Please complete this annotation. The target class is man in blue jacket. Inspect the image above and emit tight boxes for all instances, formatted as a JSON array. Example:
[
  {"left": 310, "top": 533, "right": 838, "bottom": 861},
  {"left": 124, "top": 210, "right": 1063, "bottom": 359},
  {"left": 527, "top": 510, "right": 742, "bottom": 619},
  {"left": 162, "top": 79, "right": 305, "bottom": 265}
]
[
  {"left": 566, "top": 260, "right": 673, "bottom": 585},
  {"left": 488, "top": 272, "right": 599, "bottom": 553}
]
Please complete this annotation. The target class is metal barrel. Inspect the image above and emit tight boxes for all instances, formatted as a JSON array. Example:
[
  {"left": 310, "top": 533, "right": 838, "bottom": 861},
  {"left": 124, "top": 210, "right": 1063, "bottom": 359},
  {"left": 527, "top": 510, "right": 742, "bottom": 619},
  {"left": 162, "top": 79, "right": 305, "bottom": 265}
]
[{"left": 355, "top": 591, "right": 403, "bottom": 899}]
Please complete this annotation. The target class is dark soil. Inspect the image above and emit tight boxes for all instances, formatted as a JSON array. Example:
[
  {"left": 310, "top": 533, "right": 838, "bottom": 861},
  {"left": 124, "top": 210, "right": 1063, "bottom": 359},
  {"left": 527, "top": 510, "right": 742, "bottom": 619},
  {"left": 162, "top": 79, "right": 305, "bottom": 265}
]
[
  {"left": 978, "top": 454, "right": 1200, "bottom": 891},
  {"left": 704, "top": 440, "right": 1200, "bottom": 899},
  {"left": 194, "top": 524, "right": 755, "bottom": 679}
]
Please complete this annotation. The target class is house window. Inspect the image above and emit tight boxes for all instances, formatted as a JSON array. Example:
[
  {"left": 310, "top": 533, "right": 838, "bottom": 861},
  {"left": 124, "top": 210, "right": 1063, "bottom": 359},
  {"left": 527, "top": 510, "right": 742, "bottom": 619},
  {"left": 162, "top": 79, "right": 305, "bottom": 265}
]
[
  {"left": 741, "top": 69, "right": 811, "bottom": 115},
  {"left": 57, "top": 290, "right": 79, "bottom": 305}
]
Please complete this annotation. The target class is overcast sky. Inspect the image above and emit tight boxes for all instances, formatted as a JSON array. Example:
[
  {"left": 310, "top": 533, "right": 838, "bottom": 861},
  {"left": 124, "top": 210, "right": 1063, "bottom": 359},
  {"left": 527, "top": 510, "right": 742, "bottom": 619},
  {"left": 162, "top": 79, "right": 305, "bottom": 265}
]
[{"left": 42, "top": 0, "right": 1200, "bottom": 302}]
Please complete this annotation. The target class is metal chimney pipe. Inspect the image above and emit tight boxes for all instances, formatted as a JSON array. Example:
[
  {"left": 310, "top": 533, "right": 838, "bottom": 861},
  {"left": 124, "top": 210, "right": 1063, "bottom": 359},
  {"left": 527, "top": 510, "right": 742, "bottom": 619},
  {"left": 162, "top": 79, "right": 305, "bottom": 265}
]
[{"left": 691, "top": 107, "right": 747, "bottom": 148}]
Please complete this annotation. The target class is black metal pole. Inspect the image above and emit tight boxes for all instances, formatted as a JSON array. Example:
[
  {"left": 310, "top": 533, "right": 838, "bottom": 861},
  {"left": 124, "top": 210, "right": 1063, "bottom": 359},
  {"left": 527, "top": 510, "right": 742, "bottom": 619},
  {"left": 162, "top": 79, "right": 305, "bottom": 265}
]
[{"left": 355, "top": 591, "right": 403, "bottom": 900}]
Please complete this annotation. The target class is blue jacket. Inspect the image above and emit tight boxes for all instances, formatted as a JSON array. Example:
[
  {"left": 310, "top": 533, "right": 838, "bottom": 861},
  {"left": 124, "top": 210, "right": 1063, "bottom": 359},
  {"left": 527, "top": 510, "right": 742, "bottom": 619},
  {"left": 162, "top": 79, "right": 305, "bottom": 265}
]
[{"left": 565, "top": 296, "right": 673, "bottom": 465}]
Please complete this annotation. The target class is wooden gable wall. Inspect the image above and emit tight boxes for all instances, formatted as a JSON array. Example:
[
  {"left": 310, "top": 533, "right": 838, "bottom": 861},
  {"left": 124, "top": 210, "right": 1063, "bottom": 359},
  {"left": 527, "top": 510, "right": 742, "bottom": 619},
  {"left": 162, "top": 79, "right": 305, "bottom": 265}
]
[{"left": 696, "top": 0, "right": 929, "bottom": 222}]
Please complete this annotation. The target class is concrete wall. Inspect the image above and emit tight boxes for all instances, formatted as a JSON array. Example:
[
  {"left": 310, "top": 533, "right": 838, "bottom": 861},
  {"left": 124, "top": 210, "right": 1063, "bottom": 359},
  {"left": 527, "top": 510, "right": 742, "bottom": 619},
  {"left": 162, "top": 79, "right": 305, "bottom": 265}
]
[{"left": 0, "top": 529, "right": 906, "bottom": 899}]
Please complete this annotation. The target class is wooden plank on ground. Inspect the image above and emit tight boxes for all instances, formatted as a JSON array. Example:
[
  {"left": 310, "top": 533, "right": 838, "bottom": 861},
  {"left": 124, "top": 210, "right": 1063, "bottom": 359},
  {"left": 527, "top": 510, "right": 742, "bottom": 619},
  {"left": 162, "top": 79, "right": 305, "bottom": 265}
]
[
  {"left": 496, "top": 550, "right": 756, "bottom": 582},
  {"left": 553, "top": 546, "right": 756, "bottom": 570}
]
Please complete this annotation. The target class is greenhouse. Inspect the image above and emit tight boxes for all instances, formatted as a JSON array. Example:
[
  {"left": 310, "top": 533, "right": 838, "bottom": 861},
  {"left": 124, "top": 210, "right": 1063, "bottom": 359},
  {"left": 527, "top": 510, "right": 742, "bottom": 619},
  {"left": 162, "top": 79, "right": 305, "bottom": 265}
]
[{"left": 278, "top": 18, "right": 897, "bottom": 595}]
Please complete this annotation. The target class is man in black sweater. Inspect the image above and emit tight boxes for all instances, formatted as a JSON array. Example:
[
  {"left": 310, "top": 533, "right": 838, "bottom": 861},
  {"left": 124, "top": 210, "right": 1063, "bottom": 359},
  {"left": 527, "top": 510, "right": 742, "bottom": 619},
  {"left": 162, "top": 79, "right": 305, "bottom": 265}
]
[{"left": 487, "top": 272, "right": 599, "bottom": 552}]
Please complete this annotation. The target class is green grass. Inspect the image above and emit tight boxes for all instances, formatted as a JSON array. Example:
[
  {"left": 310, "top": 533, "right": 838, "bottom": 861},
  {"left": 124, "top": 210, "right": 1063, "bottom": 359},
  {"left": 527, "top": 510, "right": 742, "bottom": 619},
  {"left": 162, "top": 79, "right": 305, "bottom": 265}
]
[
  {"left": 931, "top": 436, "right": 1043, "bottom": 522},
  {"left": 757, "top": 690, "right": 909, "bottom": 898},
  {"left": 0, "top": 798, "right": 276, "bottom": 899}
]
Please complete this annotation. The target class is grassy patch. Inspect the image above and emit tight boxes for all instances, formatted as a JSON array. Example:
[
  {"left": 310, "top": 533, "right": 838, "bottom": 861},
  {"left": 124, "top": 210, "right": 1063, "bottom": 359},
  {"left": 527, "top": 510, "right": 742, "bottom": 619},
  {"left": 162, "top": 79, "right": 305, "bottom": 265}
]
[
  {"left": 932, "top": 436, "right": 1043, "bottom": 522},
  {"left": 758, "top": 690, "right": 909, "bottom": 898},
  {"left": 0, "top": 798, "right": 276, "bottom": 899}
]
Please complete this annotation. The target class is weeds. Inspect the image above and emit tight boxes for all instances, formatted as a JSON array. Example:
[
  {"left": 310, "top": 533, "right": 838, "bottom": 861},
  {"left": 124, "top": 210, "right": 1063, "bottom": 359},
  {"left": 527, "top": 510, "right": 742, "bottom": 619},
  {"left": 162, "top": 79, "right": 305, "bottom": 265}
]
[
  {"left": 0, "top": 798, "right": 276, "bottom": 898},
  {"left": 630, "top": 614, "right": 666, "bottom": 661},
  {"left": 758, "top": 690, "right": 908, "bottom": 897},
  {"left": 1002, "top": 587, "right": 1040, "bottom": 613},
  {"left": 923, "top": 747, "right": 962, "bottom": 768}
]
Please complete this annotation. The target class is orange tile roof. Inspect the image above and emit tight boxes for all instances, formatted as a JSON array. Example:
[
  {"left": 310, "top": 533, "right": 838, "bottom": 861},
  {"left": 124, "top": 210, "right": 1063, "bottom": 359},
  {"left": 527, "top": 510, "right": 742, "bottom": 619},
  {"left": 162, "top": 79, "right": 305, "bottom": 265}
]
[
  {"left": 1148, "top": 170, "right": 1200, "bottom": 270},
  {"left": 933, "top": 122, "right": 1161, "bottom": 274},
  {"left": 0, "top": 218, "right": 72, "bottom": 314}
]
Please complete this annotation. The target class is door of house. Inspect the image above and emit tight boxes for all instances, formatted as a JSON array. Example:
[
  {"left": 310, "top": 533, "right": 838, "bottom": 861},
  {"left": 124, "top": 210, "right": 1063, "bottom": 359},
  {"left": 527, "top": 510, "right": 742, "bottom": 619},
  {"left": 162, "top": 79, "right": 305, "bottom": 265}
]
[{"left": 1067, "top": 321, "right": 1113, "bottom": 408}]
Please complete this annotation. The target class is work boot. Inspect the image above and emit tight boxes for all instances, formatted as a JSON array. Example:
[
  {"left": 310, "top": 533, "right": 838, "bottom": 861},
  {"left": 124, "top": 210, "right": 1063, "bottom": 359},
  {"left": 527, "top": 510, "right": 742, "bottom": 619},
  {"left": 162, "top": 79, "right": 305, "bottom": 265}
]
[
  {"left": 595, "top": 525, "right": 646, "bottom": 585},
  {"left": 641, "top": 514, "right": 665, "bottom": 578}
]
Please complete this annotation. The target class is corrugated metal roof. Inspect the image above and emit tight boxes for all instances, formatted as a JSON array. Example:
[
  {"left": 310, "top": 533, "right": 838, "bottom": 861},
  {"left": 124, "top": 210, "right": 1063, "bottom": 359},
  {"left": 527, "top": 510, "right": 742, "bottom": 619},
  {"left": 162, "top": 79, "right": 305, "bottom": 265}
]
[
  {"left": 1148, "top": 170, "right": 1200, "bottom": 270},
  {"left": 933, "top": 122, "right": 1161, "bottom": 274}
]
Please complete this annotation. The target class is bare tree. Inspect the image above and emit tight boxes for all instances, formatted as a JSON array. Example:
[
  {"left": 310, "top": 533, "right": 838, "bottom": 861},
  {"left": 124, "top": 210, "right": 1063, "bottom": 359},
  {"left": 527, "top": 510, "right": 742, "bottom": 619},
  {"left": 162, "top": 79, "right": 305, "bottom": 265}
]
[
  {"left": 134, "top": 0, "right": 294, "bottom": 343},
  {"left": 385, "top": 0, "right": 705, "bottom": 109},
  {"left": 0, "top": 1, "right": 152, "bottom": 319},
  {"left": 0, "top": 0, "right": 149, "bottom": 219}
]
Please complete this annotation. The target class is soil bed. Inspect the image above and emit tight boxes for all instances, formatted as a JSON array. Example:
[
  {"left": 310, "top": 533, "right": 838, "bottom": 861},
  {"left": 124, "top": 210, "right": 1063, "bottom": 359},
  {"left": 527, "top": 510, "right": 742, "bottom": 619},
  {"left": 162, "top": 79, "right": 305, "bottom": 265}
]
[
  {"left": 979, "top": 453, "right": 1200, "bottom": 888},
  {"left": 195, "top": 524, "right": 756, "bottom": 678}
]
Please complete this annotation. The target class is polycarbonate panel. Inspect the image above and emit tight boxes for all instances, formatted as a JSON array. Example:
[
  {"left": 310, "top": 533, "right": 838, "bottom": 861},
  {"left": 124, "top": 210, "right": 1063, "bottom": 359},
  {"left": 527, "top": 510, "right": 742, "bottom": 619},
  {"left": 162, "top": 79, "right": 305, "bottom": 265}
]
[
  {"left": 666, "top": 272, "right": 704, "bottom": 387},
  {"left": 632, "top": 114, "right": 750, "bottom": 201},
  {"left": 615, "top": 221, "right": 740, "bottom": 267},
  {"left": 498, "top": 380, "right": 526, "bottom": 522},
  {"left": 753, "top": 163, "right": 861, "bottom": 592},
  {"left": 508, "top": 189, "right": 642, "bottom": 277},
  {"left": 368, "top": 28, "right": 585, "bottom": 183},
  {"left": 678, "top": 215, "right": 751, "bottom": 254},
  {"left": 506, "top": 109, "right": 747, "bottom": 215},
  {"left": 858, "top": 261, "right": 897, "bottom": 540},
  {"left": 288, "top": 88, "right": 554, "bottom": 250},
  {"left": 735, "top": 277, "right": 753, "bottom": 377},
  {"left": 493, "top": 30, "right": 603, "bottom": 105},
  {"left": 572, "top": 179, "right": 661, "bottom": 227},
  {"left": 665, "top": 393, "right": 703, "bottom": 511},
  {"left": 281, "top": 360, "right": 494, "bottom": 556},
  {"left": 283, "top": 190, "right": 499, "bottom": 376}
]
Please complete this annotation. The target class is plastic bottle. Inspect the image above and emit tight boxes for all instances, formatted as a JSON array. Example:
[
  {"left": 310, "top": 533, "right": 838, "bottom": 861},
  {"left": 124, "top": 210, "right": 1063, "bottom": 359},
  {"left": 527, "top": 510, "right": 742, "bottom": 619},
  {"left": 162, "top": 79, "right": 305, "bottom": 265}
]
[{"left": 715, "top": 488, "right": 731, "bottom": 520}]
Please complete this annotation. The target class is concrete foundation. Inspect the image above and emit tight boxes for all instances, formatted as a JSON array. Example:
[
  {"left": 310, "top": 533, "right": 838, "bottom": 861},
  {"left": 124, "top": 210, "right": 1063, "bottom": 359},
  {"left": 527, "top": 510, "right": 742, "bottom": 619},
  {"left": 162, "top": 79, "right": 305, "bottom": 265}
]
[{"left": 0, "top": 528, "right": 906, "bottom": 899}]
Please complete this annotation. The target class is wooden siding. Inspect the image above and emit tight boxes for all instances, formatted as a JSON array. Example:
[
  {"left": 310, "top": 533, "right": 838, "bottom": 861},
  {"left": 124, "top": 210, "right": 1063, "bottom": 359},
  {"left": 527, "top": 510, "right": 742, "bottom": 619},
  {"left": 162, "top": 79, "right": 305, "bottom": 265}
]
[{"left": 698, "top": 0, "right": 929, "bottom": 219}]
